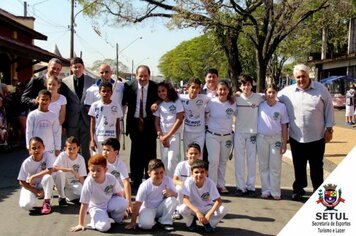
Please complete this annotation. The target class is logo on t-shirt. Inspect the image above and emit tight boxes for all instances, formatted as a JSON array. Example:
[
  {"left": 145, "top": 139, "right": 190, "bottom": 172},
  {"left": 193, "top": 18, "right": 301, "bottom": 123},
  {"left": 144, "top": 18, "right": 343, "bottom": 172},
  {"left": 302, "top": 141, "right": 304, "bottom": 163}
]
[
  {"left": 169, "top": 105, "right": 176, "bottom": 113},
  {"left": 201, "top": 192, "right": 210, "bottom": 202},
  {"left": 111, "top": 170, "right": 121, "bottom": 178},
  {"left": 104, "top": 185, "right": 114, "bottom": 195},
  {"left": 111, "top": 106, "right": 118, "bottom": 113},
  {"left": 226, "top": 108, "right": 234, "bottom": 117},
  {"left": 40, "top": 161, "right": 47, "bottom": 170},
  {"left": 72, "top": 164, "right": 80, "bottom": 172},
  {"left": 273, "top": 112, "right": 280, "bottom": 120},
  {"left": 196, "top": 99, "right": 203, "bottom": 107}
]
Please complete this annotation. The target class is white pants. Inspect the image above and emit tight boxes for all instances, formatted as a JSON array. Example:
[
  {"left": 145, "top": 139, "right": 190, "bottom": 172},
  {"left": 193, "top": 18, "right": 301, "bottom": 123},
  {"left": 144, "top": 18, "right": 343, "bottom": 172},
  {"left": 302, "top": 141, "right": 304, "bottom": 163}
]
[
  {"left": 19, "top": 174, "right": 54, "bottom": 210},
  {"left": 88, "top": 195, "right": 128, "bottom": 232},
  {"left": 183, "top": 131, "right": 205, "bottom": 159},
  {"left": 234, "top": 133, "right": 257, "bottom": 191},
  {"left": 53, "top": 171, "right": 82, "bottom": 200},
  {"left": 206, "top": 132, "right": 233, "bottom": 187},
  {"left": 177, "top": 204, "right": 227, "bottom": 228},
  {"left": 138, "top": 197, "right": 178, "bottom": 229},
  {"left": 160, "top": 133, "right": 181, "bottom": 178},
  {"left": 257, "top": 134, "right": 282, "bottom": 197}
]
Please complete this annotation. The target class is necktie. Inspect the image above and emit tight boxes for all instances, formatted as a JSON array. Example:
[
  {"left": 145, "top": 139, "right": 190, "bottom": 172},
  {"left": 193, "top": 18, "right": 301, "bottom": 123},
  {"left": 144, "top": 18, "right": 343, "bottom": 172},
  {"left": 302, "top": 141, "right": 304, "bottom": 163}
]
[{"left": 139, "top": 87, "right": 144, "bottom": 131}]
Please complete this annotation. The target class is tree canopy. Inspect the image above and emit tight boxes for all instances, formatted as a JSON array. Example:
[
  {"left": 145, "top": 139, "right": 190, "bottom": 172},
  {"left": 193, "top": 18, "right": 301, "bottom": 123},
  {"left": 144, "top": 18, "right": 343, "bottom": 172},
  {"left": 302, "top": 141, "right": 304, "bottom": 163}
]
[{"left": 79, "top": 0, "right": 332, "bottom": 91}]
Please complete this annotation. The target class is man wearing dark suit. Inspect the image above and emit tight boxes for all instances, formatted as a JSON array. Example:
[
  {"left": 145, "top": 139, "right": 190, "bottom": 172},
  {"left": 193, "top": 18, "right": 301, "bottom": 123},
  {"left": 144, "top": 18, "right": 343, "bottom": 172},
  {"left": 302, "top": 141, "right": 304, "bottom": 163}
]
[
  {"left": 62, "top": 57, "right": 96, "bottom": 161},
  {"left": 122, "top": 65, "right": 159, "bottom": 190},
  {"left": 21, "top": 58, "right": 62, "bottom": 111}
]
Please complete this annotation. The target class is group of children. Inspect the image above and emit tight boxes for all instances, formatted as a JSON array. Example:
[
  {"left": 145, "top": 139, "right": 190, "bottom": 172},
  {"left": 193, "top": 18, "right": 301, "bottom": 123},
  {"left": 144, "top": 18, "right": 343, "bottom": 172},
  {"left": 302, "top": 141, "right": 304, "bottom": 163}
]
[{"left": 17, "top": 68, "right": 290, "bottom": 232}]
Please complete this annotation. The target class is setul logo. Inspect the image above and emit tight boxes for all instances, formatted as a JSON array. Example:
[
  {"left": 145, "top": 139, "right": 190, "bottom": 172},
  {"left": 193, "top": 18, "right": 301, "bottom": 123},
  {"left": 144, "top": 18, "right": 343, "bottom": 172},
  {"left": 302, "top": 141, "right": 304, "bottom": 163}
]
[{"left": 316, "top": 184, "right": 345, "bottom": 211}]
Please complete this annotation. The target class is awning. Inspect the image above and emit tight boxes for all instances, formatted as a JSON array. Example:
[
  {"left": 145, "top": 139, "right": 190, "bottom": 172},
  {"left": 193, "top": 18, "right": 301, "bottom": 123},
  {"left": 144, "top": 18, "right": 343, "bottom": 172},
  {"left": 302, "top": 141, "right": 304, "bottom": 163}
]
[
  {"left": 0, "top": 35, "right": 69, "bottom": 66},
  {"left": 320, "top": 75, "right": 356, "bottom": 84}
]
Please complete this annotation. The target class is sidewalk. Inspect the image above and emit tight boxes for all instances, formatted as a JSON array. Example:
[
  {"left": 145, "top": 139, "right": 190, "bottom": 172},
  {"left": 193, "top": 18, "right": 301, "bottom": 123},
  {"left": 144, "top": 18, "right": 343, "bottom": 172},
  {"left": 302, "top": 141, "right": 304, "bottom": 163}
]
[{"left": 0, "top": 124, "right": 354, "bottom": 235}]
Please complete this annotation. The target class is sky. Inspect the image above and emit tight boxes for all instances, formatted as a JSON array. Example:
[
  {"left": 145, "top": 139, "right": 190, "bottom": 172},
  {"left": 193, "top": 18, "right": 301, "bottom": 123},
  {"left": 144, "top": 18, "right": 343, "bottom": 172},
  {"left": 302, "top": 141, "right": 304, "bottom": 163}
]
[{"left": 0, "top": 0, "right": 202, "bottom": 76}]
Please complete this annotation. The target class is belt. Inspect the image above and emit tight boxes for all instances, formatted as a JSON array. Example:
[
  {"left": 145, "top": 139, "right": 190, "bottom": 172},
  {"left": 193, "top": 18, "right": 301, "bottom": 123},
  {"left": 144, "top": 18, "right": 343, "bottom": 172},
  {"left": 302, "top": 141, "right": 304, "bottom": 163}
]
[{"left": 207, "top": 130, "right": 232, "bottom": 136}]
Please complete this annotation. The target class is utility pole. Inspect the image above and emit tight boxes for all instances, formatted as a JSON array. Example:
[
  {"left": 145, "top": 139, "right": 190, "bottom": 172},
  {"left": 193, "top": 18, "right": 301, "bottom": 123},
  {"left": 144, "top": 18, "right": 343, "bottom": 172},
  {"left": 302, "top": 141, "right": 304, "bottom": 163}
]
[
  {"left": 116, "top": 43, "right": 119, "bottom": 80},
  {"left": 24, "top": 2, "right": 27, "bottom": 17},
  {"left": 70, "top": 0, "right": 75, "bottom": 58}
]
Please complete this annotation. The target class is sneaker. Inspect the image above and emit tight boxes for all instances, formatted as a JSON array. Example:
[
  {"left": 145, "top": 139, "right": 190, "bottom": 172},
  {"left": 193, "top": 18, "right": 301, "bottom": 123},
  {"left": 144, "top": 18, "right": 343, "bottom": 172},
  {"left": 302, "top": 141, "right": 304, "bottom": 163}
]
[
  {"left": 162, "top": 224, "right": 175, "bottom": 232},
  {"left": 247, "top": 190, "right": 256, "bottom": 197},
  {"left": 272, "top": 195, "right": 281, "bottom": 200},
  {"left": 172, "top": 210, "right": 183, "bottom": 220},
  {"left": 187, "top": 217, "right": 197, "bottom": 231},
  {"left": 261, "top": 193, "right": 270, "bottom": 199},
  {"left": 217, "top": 186, "right": 229, "bottom": 194},
  {"left": 235, "top": 189, "right": 246, "bottom": 196},
  {"left": 41, "top": 201, "right": 51, "bottom": 214},
  {"left": 203, "top": 222, "right": 215, "bottom": 232},
  {"left": 58, "top": 197, "right": 68, "bottom": 207},
  {"left": 291, "top": 193, "right": 303, "bottom": 201}
]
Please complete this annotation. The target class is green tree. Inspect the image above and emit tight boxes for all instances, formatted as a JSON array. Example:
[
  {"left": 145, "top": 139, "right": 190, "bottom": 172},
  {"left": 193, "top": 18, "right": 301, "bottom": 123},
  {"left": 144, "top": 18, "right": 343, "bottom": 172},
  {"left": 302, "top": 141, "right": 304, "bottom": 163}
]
[{"left": 78, "top": 0, "right": 330, "bottom": 91}]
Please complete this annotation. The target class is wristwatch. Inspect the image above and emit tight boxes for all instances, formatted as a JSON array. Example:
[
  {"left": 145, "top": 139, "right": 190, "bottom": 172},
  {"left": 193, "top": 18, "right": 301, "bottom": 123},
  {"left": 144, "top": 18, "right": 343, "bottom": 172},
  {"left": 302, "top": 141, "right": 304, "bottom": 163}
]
[{"left": 326, "top": 127, "right": 333, "bottom": 133}]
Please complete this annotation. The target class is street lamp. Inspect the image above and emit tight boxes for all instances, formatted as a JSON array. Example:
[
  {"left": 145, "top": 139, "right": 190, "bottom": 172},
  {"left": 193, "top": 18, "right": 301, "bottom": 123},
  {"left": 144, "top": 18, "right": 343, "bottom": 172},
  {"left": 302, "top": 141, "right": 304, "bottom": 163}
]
[{"left": 116, "top": 36, "right": 143, "bottom": 80}]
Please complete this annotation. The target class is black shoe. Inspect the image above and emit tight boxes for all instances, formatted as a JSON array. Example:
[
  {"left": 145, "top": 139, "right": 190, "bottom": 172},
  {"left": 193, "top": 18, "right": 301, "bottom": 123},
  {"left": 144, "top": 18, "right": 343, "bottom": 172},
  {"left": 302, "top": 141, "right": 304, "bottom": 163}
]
[
  {"left": 291, "top": 193, "right": 303, "bottom": 201},
  {"left": 187, "top": 217, "right": 197, "bottom": 231},
  {"left": 58, "top": 197, "right": 68, "bottom": 207},
  {"left": 172, "top": 210, "right": 183, "bottom": 220},
  {"left": 235, "top": 189, "right": 246, "bottom": 197},
  {"left": 203, "top": 222, "right": 215, "bottom": 232},
  {"left": 162, "top": 224, "right": 175, "bottom": 231},
  {"left": 247, "top": 190, "right": 256, "bottom": 198}
]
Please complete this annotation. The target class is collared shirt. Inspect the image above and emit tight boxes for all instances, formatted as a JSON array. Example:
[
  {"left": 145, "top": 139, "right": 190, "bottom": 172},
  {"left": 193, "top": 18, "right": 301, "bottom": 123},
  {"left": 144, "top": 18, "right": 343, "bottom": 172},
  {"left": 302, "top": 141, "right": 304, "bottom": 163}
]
[
  {"left": 134, "top": 83, "right": 148, "bottom": 118},
  {"left": 278, "top": 80, "right": 335, "bottom": 143},
  {"left": 73, "top": 74, "right": 84, "bottom": 100},
  {"left": 202, "top": 83, "right": 217, "bottom": 98}
]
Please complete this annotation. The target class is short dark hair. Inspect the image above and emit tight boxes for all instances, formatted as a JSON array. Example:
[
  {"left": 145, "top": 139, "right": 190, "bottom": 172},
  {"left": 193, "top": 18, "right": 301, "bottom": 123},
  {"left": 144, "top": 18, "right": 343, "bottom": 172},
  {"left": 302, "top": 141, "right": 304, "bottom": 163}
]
[
  {"left": 187, "top": 77, "right": 202, "bottom": 87},
  {"left": 264, "top": 83, "right": 278, "bottom": 93},
  {"left": 191, "top": 159, "right": 208, "bottom": 171},
  {"left": 239, "top": 74, "right": 253, "bottom": 85},
  {"left": 29, "top": 136, "right": 44, "bottom": 146},
  {"left": 205, "top": 68, "right": 219, "bottom": 77},
  {"left": 148, "top": 159, "right": 165, "bottom": 172},
  {"left": 136, "top": 65, "right": 151, "bottom": 76},
  {"left": 38, "top": 89, "right": 51, "bottom": 98},
  {"left": 70, "top": 57, "right": 84, "bottom": 66},
  {"left": 99, "top": 81, "right": 113, "bottom": 91},
  {"left": 102, "top": 138, "right": 120, "bottom": 151},
  {"left": 187, "top": 142, "right": 201, "bottom": 153},
  {"left": 65, "top": 136, "right": 80, "bottom": 146}
]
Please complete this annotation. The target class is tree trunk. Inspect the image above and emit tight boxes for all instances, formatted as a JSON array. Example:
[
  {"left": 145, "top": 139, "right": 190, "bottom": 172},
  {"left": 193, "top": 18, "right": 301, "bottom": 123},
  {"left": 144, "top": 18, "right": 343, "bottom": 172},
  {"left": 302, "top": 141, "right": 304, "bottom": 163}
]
[{"left": 256, "top": 53, "right": 267, "bottom": 93}]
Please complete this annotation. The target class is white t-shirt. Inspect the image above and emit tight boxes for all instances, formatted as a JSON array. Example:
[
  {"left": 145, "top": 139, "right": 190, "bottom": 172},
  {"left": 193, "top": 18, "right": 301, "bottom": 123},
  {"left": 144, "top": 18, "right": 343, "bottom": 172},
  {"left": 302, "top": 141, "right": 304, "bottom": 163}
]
[
  {"left": 84, "top": 79, "right": 124, "bottom": 107},
  {"left": 179, "top": 94, "right": 209, "bottom": 133},
  {"left": 181, "top": 176, "right": 220, "bottom": 207},
  {"left": 107, "top": 156, "right": 129, "bottom": 188},
  {"left": 88, "top": 100, "right": 123, "bottom": 142},
  {"left": 136, "top": 176, "right": 177, "bottom": 209},
  {"left": 80, "top": 173, "right": 122, "bottom": 209},
  {"left": 48, "top": 94, "right": 67, "bottom": 119},
  {"left": 153, "top": 99, "right": 184, "bottom": 134},
  {"left": 17, "top": 152, "right": 54, "bottom": 185},
  {"left": 206, "top": 97, "right": 236, "bottom": 134},
  {"left": 257, "top": 101, "right": 289, "bottom": 136},
  {"left": 26, "top": 110, "right": 61, "bottom": 151},
  {"left": 173, "top": 160, "right": 191, "bottom": 183},
  {"left": 53, "top": 151, "right": 87, "bottom": 182},
  {"left": 235, "top": 93, "right": 264, "bottom": 134}
]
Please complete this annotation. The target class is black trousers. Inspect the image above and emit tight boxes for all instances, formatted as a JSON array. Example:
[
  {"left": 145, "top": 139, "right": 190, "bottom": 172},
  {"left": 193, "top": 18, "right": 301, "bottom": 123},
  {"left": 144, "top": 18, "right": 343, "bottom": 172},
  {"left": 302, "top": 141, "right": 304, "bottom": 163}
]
[
  {"left": 129, "top": 118, "right": 157, "bottom": 188},
  {"left": 289, "top": 137, "right": 325, "bottom": 194}
]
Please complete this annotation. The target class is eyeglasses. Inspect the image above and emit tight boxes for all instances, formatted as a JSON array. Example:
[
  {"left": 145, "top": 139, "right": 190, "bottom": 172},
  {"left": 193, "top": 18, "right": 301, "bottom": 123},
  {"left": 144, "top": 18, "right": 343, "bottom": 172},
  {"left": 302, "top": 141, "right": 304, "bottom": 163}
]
[{"left": 100, "top": 71, "right": 110, "bottom": 74}]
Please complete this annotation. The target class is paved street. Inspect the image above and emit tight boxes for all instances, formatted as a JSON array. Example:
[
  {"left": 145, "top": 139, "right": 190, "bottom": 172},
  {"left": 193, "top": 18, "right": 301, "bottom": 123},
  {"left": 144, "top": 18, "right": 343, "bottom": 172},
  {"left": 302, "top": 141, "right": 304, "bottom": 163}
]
[{"left": 0, "top": 109, "right": 354, "bottom": 235}]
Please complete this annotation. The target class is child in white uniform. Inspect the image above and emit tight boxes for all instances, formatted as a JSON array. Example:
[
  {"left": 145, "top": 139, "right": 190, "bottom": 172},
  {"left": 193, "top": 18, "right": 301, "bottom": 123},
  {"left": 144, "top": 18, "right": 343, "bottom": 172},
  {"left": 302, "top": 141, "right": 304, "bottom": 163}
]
[
  {"left": 26, "top": 89, "right": 61, "bottom": 157},
  {"left": 18, "top": 137, "right": 54, "bottom": 214},
  {"left": 154, "top": 81, "right": 184, "bottom": 177},
  {"left": 234, "top": 74, "right": 264, "bottom": 196},
  {"left": 257, "top": 84, "right": 289, "bottom": 200},
  {"left": 125, "top": 159, "right": 178, "bottom": 231},
  {"left": 102, "top": 138, "right": 132, "bottom": 213},
  {"left": 172, "top": 142, "right": 201, "bottom": 219},
  {"left": 177, "top": 159, "right": 227, "bottom": 232},
  {"left": 47, "top": 75, "right": 67, "bottom": 125},
  {"left": 53, "top": 136, "right": 87, "bottom": 206},
  {"left": 89, "top": 81, "right": 123, "bottom": 154},
  {"left": 70, "top": 154, "right": 128, "bottom": 232},
  {"left": 205, "top": 80, "right": 236, "bottom": 193},
  {"left": 179, "top": 78, "right": 209, "bottom": 157}
]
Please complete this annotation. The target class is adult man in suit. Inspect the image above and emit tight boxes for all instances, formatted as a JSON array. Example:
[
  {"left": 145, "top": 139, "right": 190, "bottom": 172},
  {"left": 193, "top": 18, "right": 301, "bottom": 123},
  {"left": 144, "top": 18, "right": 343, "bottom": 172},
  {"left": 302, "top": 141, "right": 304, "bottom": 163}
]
[
  {"left": 21, "top": 58, "right": 62, "bottom": 111},
  {"left": 122, "top": 65, "right": 159, "bottom": 190},
  {"left": 62, "top": 57, "right": 96, "bottom": 161}
]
